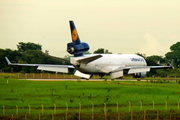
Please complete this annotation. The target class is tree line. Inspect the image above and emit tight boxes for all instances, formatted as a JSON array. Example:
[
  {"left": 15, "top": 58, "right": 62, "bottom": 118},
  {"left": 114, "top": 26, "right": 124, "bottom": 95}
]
[
  {"left": 0, "top": 42, "right": 67, "bottom": 73},
  {"left": 0, "top": 42, "right": 179, "bottom": 77}
]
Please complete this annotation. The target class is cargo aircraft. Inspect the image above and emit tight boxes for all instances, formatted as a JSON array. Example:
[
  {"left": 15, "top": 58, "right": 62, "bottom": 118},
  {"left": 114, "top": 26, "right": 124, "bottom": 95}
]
[{"left": 5, "top": 21, "right": 172, "bottom": 79}]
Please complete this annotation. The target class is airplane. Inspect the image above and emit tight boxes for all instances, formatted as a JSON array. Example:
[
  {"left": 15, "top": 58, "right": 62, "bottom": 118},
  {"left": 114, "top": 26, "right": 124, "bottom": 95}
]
[{"left": 5, "top": 21, "right": 173, "bottom": 79}]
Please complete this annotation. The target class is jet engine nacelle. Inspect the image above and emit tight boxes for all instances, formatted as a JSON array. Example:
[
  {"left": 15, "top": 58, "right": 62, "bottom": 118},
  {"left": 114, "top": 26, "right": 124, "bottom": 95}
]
[
  {"left": 133, "top": 72, "right": 146, "bottom": 78},
  {"left": 67, "top": 42, "right": 89, "bottom": 56}
]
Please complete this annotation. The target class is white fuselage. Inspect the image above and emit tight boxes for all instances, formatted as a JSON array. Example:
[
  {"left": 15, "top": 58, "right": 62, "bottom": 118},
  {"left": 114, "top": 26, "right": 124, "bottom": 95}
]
[{"left": 70, "top": 54, "right": 147, "bottom": 74}]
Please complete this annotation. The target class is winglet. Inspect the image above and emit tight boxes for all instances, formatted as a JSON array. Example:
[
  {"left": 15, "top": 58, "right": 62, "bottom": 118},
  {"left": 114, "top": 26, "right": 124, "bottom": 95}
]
[
  {"left": 5, "top": 57, "right": 11, "bottom": 65},
  {"left": 171, "top": 59, "right": 174, "bottom": 69}
]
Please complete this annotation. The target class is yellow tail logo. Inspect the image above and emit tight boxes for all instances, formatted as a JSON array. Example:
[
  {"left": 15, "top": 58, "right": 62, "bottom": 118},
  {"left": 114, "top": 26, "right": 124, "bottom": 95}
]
[{"left": 72, "top": 28, "right": 78, "bottom": 42}]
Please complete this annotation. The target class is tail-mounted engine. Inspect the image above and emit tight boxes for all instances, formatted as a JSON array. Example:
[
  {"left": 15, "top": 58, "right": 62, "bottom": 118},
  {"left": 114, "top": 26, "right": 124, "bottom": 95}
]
[
  {"left": 133, "top": 72, "right": 146, "bottom": 78},
  {"left": 67, "top": 42, "right": 89, "bottom": 57}
]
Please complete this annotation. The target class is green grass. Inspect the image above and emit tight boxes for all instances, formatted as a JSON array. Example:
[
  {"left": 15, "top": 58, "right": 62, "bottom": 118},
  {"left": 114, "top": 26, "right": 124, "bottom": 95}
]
[{"left": 0, "top": 77, "right": 180, "bottom": 118}]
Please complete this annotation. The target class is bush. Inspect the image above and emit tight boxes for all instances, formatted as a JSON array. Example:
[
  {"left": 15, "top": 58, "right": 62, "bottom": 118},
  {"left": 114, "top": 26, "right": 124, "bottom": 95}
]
[
  {"left": 103, "top": 76, "right": 108, "bottom": 81},
  {"left": 157, "top": 79, "right": 163, "bottom": 83},
  {"left": 150, "top": 79, "right": 154, "bottom": 83},
  {"left": 77, "top": 79, "right": 81, "bottom": 82},
  {"left": 4, "top": 75, "right": 10, "bottom": 79},
  {"left": 177, "top": 80, "right": 180, "bottom": 84}
]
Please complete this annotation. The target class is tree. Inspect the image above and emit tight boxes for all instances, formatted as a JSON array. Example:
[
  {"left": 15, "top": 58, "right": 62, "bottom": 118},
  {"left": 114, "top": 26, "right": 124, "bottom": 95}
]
[
  {"left": 105, "top": 49, "right": 112, "bottom": 54},
  {"left": 146, "top": 55, "right": 165, "bottom": 65},
  {"left": 165, "top": 42, "right": 180, "bottom": 68},
  {"left": 0, "top": 44, "right": 65, "bottom": 73},
  {"left": 63, "top": 55, "right": 71, "bottom": 61},
  {"left": 170, "top": 42, "right": 180, "bottom": 52},
  {"left": 45, "top": 50, "right": 49, "bottom": 55},
  {"left": 136, "top": 53, "right": 146, "bottom": 59},
  {"left": 93, "top": 48, "right": 112, "bottom": 54},
  {"left": 84, "top": 51, "right": 91, "bottom": 55},
  {"left": 169, "top": 68, "right": 180, "bottom": 77},
  {"left": 135, "top": 53, "right": 167, "bottom": 77},
  {"left": 17, "top": 42, "right": 42, "bottom": 52},
  {"left": 93, "top": 48, "right": 104, "bottom": 54},
  {"left": 0, "top": 48, "right": 22, "bottom": 72}
]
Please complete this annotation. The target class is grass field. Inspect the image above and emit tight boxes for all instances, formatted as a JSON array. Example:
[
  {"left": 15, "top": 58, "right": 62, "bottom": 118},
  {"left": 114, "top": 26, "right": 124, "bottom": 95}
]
[{"left": 0, "top": 77, "right": 180, "bottom": 119}]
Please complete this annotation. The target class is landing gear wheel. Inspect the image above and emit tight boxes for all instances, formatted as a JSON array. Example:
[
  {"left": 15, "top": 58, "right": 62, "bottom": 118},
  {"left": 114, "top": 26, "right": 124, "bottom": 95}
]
[
  {"left": 90, "top": 75, "right": 93, "bottom": 78},
  {"left": 99, "top": 74, "right": 105, "bottom": 79}
]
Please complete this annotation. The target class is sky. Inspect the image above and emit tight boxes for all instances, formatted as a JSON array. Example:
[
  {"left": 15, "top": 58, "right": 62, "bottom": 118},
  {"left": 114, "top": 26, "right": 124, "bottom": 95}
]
[{"left": 0, "top": 0, "right": 180, "bottom": 57}]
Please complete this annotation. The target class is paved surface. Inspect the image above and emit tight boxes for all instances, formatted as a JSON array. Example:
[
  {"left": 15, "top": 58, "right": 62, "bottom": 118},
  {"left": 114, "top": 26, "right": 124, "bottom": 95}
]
[{"left": 25, "top": 79, "right": 148, "bottom": 81}]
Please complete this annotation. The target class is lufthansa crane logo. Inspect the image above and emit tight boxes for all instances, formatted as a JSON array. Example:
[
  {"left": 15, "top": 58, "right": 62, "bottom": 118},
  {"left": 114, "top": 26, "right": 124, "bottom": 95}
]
[{"left": 72, "top": 28, "right": 78, "bottom": 42}]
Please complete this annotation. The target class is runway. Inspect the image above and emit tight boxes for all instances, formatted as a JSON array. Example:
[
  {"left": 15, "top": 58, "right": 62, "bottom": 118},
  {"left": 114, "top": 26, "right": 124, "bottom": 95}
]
[{"left": 25, "top": 79, "right": 147, "bottom": 81}]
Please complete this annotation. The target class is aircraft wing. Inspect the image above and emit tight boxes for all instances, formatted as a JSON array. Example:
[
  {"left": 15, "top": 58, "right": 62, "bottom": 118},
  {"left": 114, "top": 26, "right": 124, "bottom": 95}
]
[
  {"left": 37, "top": 65, "right": 74, "bottom": 73},
  {"left": 150, "top": 66, "right": 173, "bottom": 69},
  {"left": 5, "top": 57, "right": 74, "bottom": 73},
  {"left": 112, "top": 65, "right": 172, "bottom": 73},
  {"left": 110, "top": 65, "right": 173, "bottom": 79}
]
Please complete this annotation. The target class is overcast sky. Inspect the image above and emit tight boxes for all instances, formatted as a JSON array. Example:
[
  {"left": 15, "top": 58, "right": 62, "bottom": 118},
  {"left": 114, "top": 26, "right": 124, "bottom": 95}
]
[{"left": 0, "top": 0, "right": 180, "bottom": 57}]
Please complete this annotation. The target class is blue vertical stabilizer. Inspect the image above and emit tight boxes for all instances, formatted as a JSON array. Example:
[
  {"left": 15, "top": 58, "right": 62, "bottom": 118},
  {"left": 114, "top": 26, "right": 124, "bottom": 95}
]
[{"left": 69, "top": 21, "right": 81, "bottom": 45}]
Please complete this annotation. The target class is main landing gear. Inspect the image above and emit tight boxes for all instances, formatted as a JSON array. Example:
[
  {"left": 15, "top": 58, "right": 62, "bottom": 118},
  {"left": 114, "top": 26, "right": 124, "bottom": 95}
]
[{"left": 99, "top": 74, "right": 105, "bottom": 79}]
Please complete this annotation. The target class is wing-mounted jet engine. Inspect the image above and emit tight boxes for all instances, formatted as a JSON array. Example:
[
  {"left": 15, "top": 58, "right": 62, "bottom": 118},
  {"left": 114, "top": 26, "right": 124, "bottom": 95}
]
[{"left": 133, "top": 72, "right": 146, "bottom": 78}]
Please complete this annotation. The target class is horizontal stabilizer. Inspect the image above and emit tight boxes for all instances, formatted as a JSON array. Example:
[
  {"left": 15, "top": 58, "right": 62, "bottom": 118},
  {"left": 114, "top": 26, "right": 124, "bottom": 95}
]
[{"left": 77, "top": 55, "right": 102, "bottom": 64}]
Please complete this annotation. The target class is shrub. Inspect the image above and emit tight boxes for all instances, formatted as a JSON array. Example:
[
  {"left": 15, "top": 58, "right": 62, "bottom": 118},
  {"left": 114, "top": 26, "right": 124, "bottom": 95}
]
[
  {"left": 77, "top": 79, "right": 81, "bottom": 82},
  {"left": 157, "top": 79, "right": 163, "bottom": 83},
  {"left": 150, "top": 79, "right": 154, "bottom": 83},
  {"left": 4, "top": 75, "right": 10, "bottom": 79},
  {"left": 103, "top": 76, "right": 108, "bottom": 81},
  {"left": 177, "top": 80, "right": 180, "bottom": 84}
]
